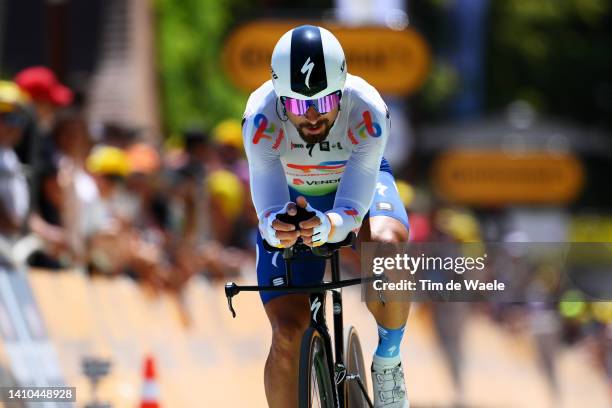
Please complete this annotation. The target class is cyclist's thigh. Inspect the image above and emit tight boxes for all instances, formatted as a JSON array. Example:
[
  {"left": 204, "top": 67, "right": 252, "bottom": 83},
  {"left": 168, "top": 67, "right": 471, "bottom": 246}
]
[
  {"left": 365, "top": 170, "right": 410, "bottom": 234},
  {"left": 256, "top": 232, "right": 327, "bottom": 304}
]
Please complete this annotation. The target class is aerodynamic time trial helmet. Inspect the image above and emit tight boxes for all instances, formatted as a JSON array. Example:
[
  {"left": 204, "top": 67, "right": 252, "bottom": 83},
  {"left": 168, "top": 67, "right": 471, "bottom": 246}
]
[{"left": 270, "top": 25, "right": 347, "bottom": 101}]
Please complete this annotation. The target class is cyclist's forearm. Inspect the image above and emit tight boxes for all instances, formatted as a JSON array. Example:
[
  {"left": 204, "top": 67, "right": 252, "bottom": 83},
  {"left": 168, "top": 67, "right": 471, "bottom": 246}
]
[
  {"left": 325, "top": 200, "right": 364, "bottom": 243},
  {"left": 243, "top": 116, "right": 290, "bottom": 220}
]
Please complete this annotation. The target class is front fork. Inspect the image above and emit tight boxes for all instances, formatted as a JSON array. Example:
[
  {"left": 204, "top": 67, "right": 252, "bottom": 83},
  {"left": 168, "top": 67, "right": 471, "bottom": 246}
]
[{"left": 307, "top": 290, "right": 339, "bottom": 408}]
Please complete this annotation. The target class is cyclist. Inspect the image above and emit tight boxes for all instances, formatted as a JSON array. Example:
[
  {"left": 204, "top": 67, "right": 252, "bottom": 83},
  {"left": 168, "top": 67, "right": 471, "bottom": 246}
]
[{"left": 242, "top": 25, "right": 410, "bottom": 407}]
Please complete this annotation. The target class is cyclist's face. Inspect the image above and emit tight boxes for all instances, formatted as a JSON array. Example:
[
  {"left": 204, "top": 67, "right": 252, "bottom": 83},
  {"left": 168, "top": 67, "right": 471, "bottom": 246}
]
[{"left": 286, "top": 105, "right": 339, "bottom": 144}]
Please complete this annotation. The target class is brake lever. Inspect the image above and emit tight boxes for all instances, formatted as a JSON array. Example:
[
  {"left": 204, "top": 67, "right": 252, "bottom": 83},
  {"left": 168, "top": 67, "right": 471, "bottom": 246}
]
[{"left": 225, "top": 282, "right": 238, "bottom": 318}]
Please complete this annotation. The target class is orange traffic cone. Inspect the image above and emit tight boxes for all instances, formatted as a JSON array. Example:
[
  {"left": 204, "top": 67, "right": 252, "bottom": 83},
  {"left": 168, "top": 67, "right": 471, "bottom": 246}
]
[{"left": 140, "top": 355, "right": 160, "bottom": 408}]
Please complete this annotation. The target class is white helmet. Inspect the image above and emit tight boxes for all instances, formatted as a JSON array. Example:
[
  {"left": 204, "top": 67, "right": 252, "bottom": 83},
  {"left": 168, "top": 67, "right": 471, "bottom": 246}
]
[{"left": 271, "top": 25, "right": 347, "bottom": 100}]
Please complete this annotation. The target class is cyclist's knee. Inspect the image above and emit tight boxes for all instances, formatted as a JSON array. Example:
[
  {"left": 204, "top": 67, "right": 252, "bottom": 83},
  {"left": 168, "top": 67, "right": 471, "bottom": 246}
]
[
  {"left": 265, "top": 294, "right": 310, "bottom": 358},
  {"left": 366, "top": 298, "right": 408, "bottom": 314},
  {"left": 270, "top": 316, "right": 308, "bottom": 356},
  {"left": 370, "top": 218, "right": 409, "bottom": 244}
]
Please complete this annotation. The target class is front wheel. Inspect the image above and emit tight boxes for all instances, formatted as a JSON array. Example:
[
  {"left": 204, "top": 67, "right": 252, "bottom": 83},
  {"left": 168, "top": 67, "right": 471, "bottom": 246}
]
[
  {"left": 344, "top": 326, "right": 370, "bottom": 407},
  {"left": 298, "top": 327, "right": 335, "bottom": 408}
]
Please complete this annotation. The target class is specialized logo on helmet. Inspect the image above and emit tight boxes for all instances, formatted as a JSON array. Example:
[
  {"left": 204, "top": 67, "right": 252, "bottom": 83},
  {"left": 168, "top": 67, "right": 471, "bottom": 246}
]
[{"left": 301, "top": 57, "right": 315, "bottom": 89}]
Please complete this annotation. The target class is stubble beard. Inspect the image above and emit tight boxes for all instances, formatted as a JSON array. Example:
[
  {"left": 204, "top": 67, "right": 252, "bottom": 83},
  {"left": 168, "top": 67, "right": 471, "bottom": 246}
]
[{"left": 297, "top": 119, "right": 332, "bottom": 144}]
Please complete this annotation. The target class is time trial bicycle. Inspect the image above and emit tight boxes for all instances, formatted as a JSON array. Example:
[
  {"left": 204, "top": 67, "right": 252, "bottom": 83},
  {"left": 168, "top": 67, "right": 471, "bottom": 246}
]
[{"left": 224, "top": 208, "right": 383, "bottom": 407}]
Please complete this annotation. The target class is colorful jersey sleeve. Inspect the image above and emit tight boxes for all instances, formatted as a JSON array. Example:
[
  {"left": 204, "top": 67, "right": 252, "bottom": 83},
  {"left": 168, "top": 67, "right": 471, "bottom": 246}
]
[
  {"left": 242, "top": 82, "right": 290, "bottom": 221},
  {"left": 326, "top": 78, "right": 390, "bottom": 242}
]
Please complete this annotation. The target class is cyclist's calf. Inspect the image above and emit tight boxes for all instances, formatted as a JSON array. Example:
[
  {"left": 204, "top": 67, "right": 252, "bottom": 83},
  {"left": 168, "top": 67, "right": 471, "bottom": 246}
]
[
  {"left": 365, "top": 216, "right": 410, "bottom": 328},
  {"left": 264, "top": 294, "right": 311, "bottom": 407}
]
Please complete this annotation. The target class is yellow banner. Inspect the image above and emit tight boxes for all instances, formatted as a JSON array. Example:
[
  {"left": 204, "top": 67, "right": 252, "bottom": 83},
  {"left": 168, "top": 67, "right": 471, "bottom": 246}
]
[
  {"left": 222, "top": 20, "right": 430, "bottom": 96},
  {"left": 432, "top": 150, "right": 585, "bottom": 205}
]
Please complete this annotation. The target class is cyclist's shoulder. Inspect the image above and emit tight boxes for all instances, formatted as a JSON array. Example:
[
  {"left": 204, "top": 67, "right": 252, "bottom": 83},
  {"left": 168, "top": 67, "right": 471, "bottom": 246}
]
[
  {"left": 244, "top": 80, "right": 278, "bottom": 120},
  {"left": 344, "top": 74, "right": 388, "bottom": 119},
  {"left": 242, "top": 81, "right": 286, "bottom": 154}
]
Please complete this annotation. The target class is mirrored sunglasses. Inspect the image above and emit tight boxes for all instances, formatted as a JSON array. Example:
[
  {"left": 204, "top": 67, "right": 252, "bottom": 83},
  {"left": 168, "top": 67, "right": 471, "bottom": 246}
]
[{"left": 282, "top": 91, "right": 341, "bottom": 116}]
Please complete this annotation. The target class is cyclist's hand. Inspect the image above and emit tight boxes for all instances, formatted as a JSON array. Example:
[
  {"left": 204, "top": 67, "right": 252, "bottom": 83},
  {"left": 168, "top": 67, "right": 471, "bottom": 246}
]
[
  {"left": 295, "top": 196, "right": 332, "bottom": 247},
  {"left": 261, "top": 202, "right": 300, "bottom": 248},
  {"left": 273, "top": 203, "right": 301, "bottom": 247}
]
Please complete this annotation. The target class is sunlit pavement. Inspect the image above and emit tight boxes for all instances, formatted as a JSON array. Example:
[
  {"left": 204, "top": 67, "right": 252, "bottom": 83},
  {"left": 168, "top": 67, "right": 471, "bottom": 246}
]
[{"left": 25, "top": 270, "right": 611, "bottom": 408}]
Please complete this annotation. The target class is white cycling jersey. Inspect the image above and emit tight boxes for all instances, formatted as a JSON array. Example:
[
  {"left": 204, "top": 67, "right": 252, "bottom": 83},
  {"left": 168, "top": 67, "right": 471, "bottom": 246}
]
[{"left": 242, "top": 74, "right": 390, "bottom": 242}]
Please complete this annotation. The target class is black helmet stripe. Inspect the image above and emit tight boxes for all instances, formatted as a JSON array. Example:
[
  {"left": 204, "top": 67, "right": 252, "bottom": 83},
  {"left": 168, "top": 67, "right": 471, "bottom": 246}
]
[{"left": 290, "top": 25, "right": 327, "bottom": 97}]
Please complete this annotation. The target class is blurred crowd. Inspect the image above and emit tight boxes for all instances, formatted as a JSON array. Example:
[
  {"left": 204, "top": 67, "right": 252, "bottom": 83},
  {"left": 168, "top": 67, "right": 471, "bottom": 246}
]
[{"left": 0, "top": 66, "right": 258, "bottom": 294}]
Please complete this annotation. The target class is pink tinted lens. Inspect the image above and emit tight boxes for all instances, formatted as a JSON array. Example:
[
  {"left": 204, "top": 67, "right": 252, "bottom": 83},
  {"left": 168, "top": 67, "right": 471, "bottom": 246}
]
[
  {"left": 317, "top": 92, "right": 341, "bottom": 113},
  {"left": 284, "top": 98, "right": 310, "bottom": 115},
  {"left": 284, "top": 92, "right": 341, "bottom": 115}
]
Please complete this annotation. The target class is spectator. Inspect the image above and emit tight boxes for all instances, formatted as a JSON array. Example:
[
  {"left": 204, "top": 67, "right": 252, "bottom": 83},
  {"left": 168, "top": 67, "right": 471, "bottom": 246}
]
[
  {"left": 125, "top": 142, "right": 205, "bottom": 292},
  {"left": 27, "top": 161, "right": 70, "bottom": 269},
  {"left": 85, "top": 145, "right": 170, "bottom": 290},
  {"left": 100, "top": 122, "right": 139, "bottom": 149},
  {"left": 85, "top": 145, "right": 131, "bottom": 225},
  {"left": 211, "top": 119, "right": 258, "bottom": 249},
  {"left": 167, "top": 128, "right": 213, "bottom": 243},
  {"left": 85, "top": 145, "right": 132, "bottom": 273},
  {"left": 49, "top": 110, "right": 100, "bottom": 264},
  {"left": 52, "top": 109, "right": 93, "bottom": 166},
  {"left": 124, "top": 142, "right": 168, "bottom": 242},
  {"left": 206, "top": 169, "right": 245, "bottom": 246},
  {"left": 211, "top": 119, "right": 248, "bottom": 181},
  {"left": 13, "top": 66, "right": 73, "bottom": 167},
  {"left": 0, "top": 81, "right": 30, "bottom": 241},
  {"left": 14, "top": 66, "right": 73, "bottom": 133}
]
